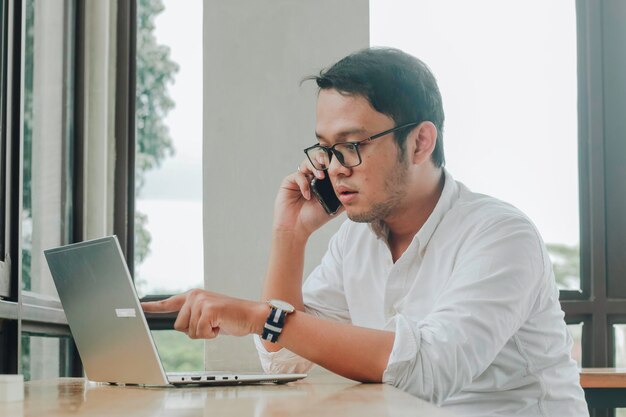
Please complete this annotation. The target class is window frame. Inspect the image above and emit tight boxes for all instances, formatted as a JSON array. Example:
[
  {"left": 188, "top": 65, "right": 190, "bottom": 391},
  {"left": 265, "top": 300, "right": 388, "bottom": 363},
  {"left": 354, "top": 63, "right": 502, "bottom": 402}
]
[
  {"left": 1, "top": 0, "right": 150, "bottom": 377},
  {"left": 0, "top": 0, "right": 11, "bottom": 299},
  {"left": 558, "top": 1, "right": 626, "bottom": 378},
  {"left": 0, "top": 0, "right": 23, "bottom": 375},
  {"left": 113, "top": 0, "right": 136, "bottom": 275},
  {"left": 0, "top": 0, "right": 82, "bottom": 378},
  {"left": 115, "top": 0, "right": 178, "bottom": 329}
]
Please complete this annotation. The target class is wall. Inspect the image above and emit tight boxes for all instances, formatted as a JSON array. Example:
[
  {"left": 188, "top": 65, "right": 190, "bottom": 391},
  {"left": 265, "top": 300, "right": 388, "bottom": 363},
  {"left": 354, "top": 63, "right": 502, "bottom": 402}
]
[{"left": 203, "top": 1, "right": 368, "bottom": 371}]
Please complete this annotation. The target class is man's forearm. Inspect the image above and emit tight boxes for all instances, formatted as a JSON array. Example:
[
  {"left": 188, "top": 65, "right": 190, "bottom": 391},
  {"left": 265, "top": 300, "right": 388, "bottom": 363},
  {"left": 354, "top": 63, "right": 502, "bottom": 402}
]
[
  {"left": 261, "top": 229, "right": 308, "bottom": 351},
  {"left": 262, "top": 229, "right": 308, "bottom": 309},
  {"left": 255, "top": 307, "right": 395, "bottom": 382}
]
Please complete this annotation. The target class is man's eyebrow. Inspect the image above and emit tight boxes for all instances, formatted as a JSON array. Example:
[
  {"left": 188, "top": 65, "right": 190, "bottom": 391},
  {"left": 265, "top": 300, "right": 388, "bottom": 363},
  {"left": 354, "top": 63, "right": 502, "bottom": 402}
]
[{"left": 315, "top": 128, "right": 368, "bottom": 142}]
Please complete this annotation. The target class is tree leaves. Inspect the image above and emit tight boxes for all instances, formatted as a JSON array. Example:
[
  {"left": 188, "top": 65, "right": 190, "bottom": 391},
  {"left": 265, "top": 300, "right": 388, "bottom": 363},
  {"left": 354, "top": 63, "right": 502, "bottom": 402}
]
[{"left": 134, "top": 0, "right": 179, "bottom": 266}]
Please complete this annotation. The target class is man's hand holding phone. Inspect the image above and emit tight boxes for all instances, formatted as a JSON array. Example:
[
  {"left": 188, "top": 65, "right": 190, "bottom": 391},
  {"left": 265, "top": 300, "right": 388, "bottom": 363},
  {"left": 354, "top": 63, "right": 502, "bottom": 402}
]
[{"left": 272, "top": 161, "right": 343, "bottom": 240}]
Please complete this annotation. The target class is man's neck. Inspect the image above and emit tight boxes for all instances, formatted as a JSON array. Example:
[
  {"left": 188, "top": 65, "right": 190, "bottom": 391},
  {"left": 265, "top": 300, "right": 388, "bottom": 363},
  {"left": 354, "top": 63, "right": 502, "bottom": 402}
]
[{"left": 382, "top": 169, "right": 445, "bottom": 261}]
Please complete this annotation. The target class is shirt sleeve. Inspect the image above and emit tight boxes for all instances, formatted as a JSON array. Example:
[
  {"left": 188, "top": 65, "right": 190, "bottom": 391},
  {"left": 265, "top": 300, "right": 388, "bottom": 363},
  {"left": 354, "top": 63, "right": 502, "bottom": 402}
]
[
  {"left": 382, "top": 215, "right": 546, "bottom": 405},
  {"left": 302, "top": 221, "right": 351, "bottom": 323},
  {"left": 253, "top": 334, "right": 315, "bottom": 374},
  {"left": 254, "top": 220, "right": 352, "bottom": 373}
]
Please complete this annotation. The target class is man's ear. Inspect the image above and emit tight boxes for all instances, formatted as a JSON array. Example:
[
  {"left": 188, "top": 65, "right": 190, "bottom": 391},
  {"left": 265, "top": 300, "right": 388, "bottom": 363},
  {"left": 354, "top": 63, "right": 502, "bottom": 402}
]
[{"left": 407, "top": 121, "right": 437, "bottom": 165}]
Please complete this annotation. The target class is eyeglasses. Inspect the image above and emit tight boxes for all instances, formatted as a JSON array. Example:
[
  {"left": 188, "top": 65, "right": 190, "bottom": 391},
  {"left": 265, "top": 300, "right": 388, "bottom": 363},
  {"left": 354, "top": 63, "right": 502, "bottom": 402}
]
[{"left": 303, "top": 122, "right": 419, "bottom": 171}]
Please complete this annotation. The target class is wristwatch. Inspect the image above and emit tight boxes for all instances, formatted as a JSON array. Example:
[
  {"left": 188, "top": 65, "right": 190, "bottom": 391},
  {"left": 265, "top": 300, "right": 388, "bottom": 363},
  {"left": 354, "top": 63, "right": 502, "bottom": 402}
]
[{"left": 261, "top": 299, "right": 295, "bottom": 343}]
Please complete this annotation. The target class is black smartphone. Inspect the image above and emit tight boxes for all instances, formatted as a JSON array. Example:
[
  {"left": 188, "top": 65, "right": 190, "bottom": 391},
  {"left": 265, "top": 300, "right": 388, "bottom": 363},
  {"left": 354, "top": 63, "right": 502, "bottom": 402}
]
[{"left": 310, "top": 175, "right": 342, "bottom": 216}]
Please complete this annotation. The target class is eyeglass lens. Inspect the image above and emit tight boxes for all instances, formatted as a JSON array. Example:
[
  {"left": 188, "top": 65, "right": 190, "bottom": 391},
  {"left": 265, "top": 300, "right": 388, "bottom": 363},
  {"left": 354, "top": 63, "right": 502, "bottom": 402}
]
[{"left": 307, "top": 143, "right": 360, "bottom": 170}]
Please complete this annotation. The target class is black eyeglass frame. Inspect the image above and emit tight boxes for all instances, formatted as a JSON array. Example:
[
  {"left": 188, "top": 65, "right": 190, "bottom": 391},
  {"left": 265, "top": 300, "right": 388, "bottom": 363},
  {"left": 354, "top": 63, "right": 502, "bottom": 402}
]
[{"left": 303, "top": 122, "right": 420, "bottom": 170}]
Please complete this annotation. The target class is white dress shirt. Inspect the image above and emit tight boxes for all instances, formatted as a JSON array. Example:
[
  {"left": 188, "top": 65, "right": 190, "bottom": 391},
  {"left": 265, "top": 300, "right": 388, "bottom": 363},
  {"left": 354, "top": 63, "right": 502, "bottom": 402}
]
[{"left": 255, "top": 169, "right": 588, "bottom": 417}]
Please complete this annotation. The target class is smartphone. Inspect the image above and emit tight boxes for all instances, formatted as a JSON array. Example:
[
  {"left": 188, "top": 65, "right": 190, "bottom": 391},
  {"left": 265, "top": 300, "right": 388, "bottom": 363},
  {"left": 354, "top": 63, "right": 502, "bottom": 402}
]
[{"left": 310, "top": 174, "right": 342, "bottom": 216}]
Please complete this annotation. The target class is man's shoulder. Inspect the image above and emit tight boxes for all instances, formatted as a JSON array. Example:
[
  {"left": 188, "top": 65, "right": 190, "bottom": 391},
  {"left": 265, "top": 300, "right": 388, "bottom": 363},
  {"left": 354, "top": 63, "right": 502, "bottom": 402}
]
[
  {"left": 447, "top": 182, "right": 539, "bottom": 236},
  {"left": 440, "top": 183, "right": 549, "bottom": 277}
]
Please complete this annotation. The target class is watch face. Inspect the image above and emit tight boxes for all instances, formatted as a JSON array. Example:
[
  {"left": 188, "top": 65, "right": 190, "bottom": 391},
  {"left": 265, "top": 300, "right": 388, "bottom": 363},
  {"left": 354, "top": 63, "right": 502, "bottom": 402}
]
[{"left": 269, "top": 299, "right": 295, "bottom": 313}]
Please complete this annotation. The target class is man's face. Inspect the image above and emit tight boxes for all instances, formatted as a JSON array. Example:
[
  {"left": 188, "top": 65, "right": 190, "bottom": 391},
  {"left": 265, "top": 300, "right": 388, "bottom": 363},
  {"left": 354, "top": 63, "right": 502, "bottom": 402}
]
[{"left": 315, "top": 89, "right": 410, "bottom": 223}]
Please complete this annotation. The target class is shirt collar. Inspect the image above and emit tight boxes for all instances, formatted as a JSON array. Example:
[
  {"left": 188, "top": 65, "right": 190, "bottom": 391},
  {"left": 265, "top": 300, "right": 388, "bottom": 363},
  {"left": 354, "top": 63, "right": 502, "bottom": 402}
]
[
  {"left": 413, "top": 168, "right": 458, "bottom": 256},
  {"left": 369, "top": 168, "right": 459, "bottom": 256}
]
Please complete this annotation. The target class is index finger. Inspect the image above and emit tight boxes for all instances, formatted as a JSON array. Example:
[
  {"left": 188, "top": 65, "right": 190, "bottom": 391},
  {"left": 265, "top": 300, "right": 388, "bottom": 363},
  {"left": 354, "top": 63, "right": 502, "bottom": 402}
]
[
  {"left": 141, "top": 294, "right": 187, "bottom": 313},
  {"left": 298, "top": 159, "right": 323, "bottom": 180}
]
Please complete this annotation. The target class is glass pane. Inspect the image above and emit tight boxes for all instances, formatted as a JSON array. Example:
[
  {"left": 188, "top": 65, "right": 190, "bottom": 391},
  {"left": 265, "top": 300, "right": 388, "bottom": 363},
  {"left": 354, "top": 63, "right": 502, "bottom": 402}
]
[
  {"left": 152, "top": 330, "right": 204, "bottom": 372},
  {"left": 21, "top": 0, "right": 34, "bottom": 291},
  {"left": 568, "top": 323, "right": 583, "bottom": 368},
  {"left": 614, "top": 324, "right": 626, "bottom": 368},
  {"left": 21, "top": 333, "right": 71, "bottom": 381},
  {"left": 617, "top": 326, "right": 626, "bottom": 417},
  {"left": 370, "top": 0, "right": 580, "bottom": 290},
  {"left": 21, "top": 0, "right": 74, "bottom": 295},
  {"left": 134, "top": 0, "right": 203, "bottom": 297}
]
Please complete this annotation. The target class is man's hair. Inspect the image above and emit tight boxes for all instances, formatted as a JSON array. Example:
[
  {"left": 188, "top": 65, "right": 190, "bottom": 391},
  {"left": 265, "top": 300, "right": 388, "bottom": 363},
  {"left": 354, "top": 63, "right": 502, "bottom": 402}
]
[{"left": 307, "top": 47, "right": 445, "bottom": 167}]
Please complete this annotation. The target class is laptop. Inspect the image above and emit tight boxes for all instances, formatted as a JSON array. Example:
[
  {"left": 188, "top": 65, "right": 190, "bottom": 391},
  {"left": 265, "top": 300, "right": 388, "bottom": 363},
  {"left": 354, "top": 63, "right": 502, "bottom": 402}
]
[{"left": 44, "top": 236, "right": 306, "bottom": 386}]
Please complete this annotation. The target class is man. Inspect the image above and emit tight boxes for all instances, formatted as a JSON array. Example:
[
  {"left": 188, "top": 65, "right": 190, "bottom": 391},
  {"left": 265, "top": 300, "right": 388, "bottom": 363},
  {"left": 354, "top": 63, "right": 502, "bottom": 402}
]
[{"left": 143, "top": 48, "right": 588, "bottom": 416}]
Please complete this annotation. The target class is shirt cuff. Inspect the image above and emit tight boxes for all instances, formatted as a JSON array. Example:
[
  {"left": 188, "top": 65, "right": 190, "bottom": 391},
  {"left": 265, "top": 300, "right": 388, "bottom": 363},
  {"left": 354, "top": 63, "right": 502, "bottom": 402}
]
[
  {"left": 382, "top": 314, "right": 421, "bottom": 385},
  {"left": 253, "top": 334, "right": 315, "bottom": 374}
]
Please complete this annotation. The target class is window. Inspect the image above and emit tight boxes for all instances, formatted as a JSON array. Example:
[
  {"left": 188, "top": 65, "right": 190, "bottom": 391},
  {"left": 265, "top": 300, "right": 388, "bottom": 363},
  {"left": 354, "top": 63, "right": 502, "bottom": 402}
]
[
  {"left": 134, "top": 0, "right": 204, "bottom": 371},
  {"left": 21, "top": 0, "right": 75, "bottom": 297},
  {"left": 21, "top": 333, "right": 72, "bottom": 381},
  {"left": 614, "top": 325, "right": 626, "bottom": 368},
  {"left": 0, "top": 0, "right": 16, "bottom": 375},
  {"left": 1, "top": 0, "right": 207, "bottom": 381},
  {"left": 568, "top": 322, "right": 583, "bottom": 367},
  {"left": 19, "top": 0, "right": 78, "bottom": 380},
  {"left": 0, "top": 0, "right": 80, "bottom": 380}
]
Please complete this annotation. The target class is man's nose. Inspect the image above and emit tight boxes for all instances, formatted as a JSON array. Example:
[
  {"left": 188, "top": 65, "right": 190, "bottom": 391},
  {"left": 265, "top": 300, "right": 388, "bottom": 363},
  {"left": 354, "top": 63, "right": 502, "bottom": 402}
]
[{"left": 327, "top": 151, "right": 351, "bottom": 177}]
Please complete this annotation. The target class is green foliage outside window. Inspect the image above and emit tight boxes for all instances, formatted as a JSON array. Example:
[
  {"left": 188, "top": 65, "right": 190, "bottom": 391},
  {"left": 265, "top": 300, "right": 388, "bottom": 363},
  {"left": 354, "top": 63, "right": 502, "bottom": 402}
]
[
  {"left": 21, "top": 0, "right": 35, "bottom": 291},
  {"left": 135, "top": 0, "right": 179, "bottom": 266},
  {"left": 134, "top": 1, "right": 203, "bottom": 372},
  {"left": 547, "top": 243, "right": 580, "bottom": 290},
  {"left": 152, "top": 330, "right": 204, "bottom": 372}
]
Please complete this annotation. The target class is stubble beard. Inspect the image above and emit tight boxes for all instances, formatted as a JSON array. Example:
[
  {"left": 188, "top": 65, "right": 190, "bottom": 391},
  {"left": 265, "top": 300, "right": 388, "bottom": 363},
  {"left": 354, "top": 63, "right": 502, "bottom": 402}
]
[{"left": 347, "top": 159, "right": 409, "bottom": 224}]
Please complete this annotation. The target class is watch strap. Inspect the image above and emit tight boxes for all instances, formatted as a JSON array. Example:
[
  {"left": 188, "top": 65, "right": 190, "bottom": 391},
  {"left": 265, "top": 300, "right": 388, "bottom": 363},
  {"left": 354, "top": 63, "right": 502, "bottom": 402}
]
[{"left": 262, "top": 307, "right": 288, "bottom": 343}]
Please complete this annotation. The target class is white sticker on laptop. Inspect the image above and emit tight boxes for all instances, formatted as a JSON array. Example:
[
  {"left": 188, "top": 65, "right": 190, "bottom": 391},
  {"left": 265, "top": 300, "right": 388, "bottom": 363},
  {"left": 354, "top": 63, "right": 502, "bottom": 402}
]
[{"left": 115, "top": 308, "right": 137, "bottom": 318}]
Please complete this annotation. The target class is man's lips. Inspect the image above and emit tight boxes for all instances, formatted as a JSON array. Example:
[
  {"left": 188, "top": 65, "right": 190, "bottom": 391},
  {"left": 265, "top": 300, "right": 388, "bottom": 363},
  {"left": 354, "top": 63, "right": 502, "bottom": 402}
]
[
  {"left": 335, "top": 185, "right": 358, "bottom": 195},
  {"left": 335, "top": 184, "right": 358, "bottom": 203}
]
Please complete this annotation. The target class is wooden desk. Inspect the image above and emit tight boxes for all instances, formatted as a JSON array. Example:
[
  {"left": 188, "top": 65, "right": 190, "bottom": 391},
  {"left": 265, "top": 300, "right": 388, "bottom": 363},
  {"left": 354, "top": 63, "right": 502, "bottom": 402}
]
[
  {"left": 580, "top": 368, "right": 626, "bottom": 409},
  {"left": 580, "top": 368, "right": 626, "bottom": 388},
  {"left": 0, "top": 374, "right": 455, "bottom": 417}
]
